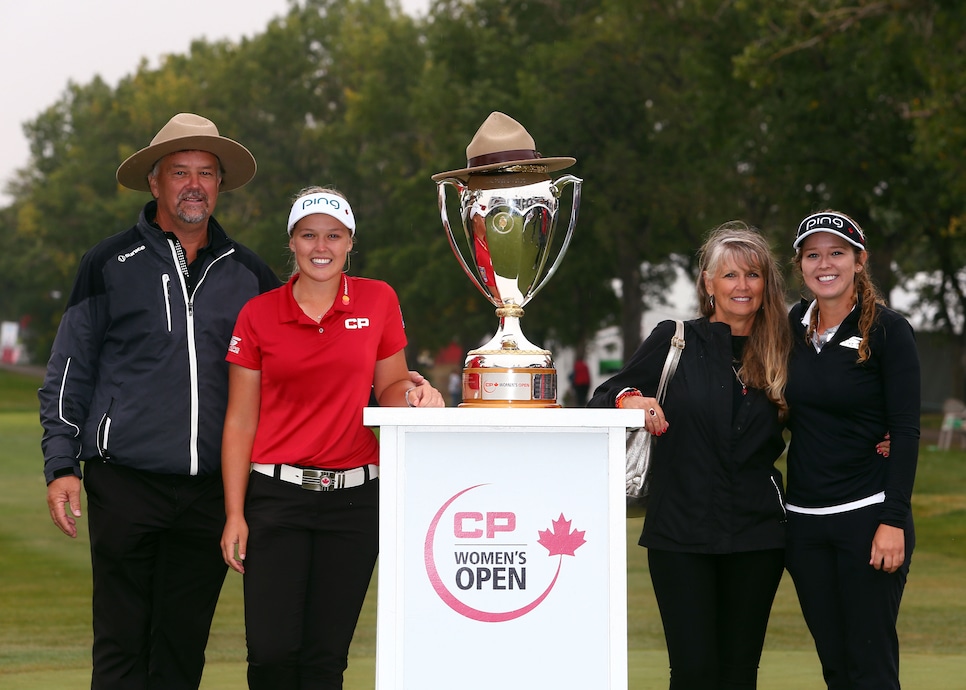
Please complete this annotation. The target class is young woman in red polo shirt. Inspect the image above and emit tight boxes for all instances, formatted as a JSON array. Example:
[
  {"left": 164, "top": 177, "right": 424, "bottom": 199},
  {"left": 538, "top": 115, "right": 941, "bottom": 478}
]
[{"left": 220, "top": 186, "right": 444, "bottom": 689}]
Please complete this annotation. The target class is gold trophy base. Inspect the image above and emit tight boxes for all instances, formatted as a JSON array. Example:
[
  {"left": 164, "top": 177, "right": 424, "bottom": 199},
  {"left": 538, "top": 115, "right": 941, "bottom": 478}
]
[{"left": 459, "top": 366, "right": 560, "bottom": 408}]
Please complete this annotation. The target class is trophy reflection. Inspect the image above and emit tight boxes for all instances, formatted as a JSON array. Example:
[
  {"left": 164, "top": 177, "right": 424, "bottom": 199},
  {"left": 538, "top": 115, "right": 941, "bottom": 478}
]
[{"left": 433, "top": 112, "right": 581, "bottom": 407}]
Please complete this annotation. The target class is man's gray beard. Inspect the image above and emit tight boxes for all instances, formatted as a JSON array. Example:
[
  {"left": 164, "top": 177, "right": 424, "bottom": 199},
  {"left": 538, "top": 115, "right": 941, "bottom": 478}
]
[{"left": 177, "top": 206, "right": 208, "bottom": 224}]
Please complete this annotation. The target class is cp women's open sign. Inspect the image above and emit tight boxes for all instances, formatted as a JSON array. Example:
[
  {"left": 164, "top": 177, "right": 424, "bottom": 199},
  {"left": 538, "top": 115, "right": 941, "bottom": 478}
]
[
  {"left": 424, "top": 484, "right": 588, "bottom": 622},
  {"left": 363, "top": 408, "right": 635, "bottom": 690}
]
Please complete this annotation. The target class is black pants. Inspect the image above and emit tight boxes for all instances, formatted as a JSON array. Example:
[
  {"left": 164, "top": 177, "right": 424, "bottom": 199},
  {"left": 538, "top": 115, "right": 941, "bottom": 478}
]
[
  {"left": 244, "top": 471, "right": 379, "bottom": 690},
  {"left": 785, "top": 507, "right": 913, "bottom": 690},
  {"left": 84, "top": 459, "right": 228, "bottom": 690},
  {"left": 647, "top": 548, "right": 785, "bottom": 690}
]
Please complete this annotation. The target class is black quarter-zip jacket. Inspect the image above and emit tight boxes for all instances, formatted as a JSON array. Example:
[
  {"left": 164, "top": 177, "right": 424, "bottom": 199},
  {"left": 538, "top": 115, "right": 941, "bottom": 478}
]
[
  {"left": 39, "top": 201, "right": 280, "bottom": 483},
  {"left": 785, "top": 299, "right": 920, "bottom": 527},
  {"left": 590, "top": 318, "right": 787, "bottom": 554}
]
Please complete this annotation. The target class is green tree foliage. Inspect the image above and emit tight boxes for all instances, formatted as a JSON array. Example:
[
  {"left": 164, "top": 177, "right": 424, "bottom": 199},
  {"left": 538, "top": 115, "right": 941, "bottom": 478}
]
[
  {"left": 733, "top": 0, "right": 966, "bottom": 394},
  {"left": 733, "top": 1, "right": 930, "bottom": 292},
  {"left": 0, "top": 0, "right": 963, "bottom": 399},
  {"left": 523, "top": 0, "right": 776, "bottom": 358},
  {"left": 10, "top": 78, "right": 146, "bottom": 354}
]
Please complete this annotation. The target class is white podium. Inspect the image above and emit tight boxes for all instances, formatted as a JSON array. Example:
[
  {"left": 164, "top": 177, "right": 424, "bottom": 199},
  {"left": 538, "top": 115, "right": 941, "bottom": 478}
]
[{"left": 363, "top": 408, "right": 641, "bottom": 690}]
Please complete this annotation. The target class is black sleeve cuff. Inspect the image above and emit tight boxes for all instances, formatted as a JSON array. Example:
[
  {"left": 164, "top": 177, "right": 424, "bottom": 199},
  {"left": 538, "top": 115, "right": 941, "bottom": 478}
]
[{"left": 51, "top": 466, "right": 80, "bottom": 480}]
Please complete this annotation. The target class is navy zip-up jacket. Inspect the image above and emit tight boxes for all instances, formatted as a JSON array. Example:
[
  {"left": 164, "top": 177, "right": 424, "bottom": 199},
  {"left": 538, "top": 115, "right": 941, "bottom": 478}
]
[{"left": 39, "top": 201, "right": 280, "bottom": 483}]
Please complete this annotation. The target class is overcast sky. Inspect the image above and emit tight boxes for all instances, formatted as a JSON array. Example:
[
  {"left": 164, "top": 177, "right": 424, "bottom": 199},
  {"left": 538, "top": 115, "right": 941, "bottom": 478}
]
[{"left": 0, "top": 0, "right": 428, "bottom": 206}]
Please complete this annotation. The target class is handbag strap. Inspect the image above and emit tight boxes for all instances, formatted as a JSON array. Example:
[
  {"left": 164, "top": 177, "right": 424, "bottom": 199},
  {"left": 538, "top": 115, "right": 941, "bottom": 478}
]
[{"left": 654, "top": 319, "right": 685, "bottom": 404}]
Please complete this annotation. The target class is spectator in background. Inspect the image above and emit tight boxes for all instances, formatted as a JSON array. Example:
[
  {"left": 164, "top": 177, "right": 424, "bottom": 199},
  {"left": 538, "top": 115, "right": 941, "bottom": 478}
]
[
  {"left": 449, "top": 369, "right": 462, "bottom": 407},
  {"left": 571, "top": 355, "right": 591, "bottom": 406}
]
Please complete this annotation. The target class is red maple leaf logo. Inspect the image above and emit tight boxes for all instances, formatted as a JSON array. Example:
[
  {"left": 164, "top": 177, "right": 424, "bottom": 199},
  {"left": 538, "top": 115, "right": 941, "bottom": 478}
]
[{"left": 537, "top": 514, "right": 587, "bottom": 557}]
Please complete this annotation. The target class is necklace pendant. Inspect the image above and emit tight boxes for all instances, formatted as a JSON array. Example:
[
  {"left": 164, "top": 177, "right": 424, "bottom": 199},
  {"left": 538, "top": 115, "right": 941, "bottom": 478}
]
[{"left": 731, "top": 363, "right": 747, "bottom": 395}]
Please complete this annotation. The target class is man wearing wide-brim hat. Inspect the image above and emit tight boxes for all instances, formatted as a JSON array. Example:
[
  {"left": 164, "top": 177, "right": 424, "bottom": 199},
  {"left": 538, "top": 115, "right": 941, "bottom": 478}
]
[{"left": 39, "top": 112, "right": 280, "bottom": 689}]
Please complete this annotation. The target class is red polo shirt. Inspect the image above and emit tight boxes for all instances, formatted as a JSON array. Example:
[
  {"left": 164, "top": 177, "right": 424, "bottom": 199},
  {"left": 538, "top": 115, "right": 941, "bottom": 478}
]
[{"left": 226, "top": 273, "right": 407, "bottom": 469}]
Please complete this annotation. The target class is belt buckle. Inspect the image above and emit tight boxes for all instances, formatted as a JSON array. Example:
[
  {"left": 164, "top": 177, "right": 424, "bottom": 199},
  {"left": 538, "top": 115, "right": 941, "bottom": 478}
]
[{"left": 300, "top": 468, "right": 340, "bottom": 491}]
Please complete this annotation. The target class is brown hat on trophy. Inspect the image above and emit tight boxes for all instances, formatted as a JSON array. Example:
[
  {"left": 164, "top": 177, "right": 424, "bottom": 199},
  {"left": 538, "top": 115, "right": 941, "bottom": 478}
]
[
  {"left": 431, "top": 112, "right": 576, "bottom": 182},
  {"left": 116, "top": 112, "right": 257, "bottom": 193}
]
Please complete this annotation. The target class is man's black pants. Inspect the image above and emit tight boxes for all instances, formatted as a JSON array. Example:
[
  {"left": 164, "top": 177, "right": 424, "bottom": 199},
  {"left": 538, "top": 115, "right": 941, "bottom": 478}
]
[{"left": 84, "top": 459, "right": 228, "bottom": 690}]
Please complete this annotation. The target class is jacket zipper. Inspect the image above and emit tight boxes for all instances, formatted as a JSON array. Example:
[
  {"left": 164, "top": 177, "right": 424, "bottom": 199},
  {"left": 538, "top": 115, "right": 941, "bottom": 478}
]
[
  {"left": 96, "top": 398, "right": 115, "bottom": 458},
  {"left": 162, "top": 274, "right": 172, "bottom": 331},
  {"left": 166, "top": 239, "right": 200, "bottom": 475},
  {"left": 97, "top": 414, "right": 112, "bottom": 457},
  {"left": 58, "top": 357, "right": 82, "bottom": 452},
  {"left": 770, "top": 476, "right": 787, "bottom": 521},
  {"left": 165, "top": 239, "right": 237, "bottom": 475}
]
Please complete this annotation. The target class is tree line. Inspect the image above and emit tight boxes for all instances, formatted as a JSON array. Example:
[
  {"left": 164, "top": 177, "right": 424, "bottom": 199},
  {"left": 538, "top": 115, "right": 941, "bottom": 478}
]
[{"left": 1, "top": 0, "right": 964, "bottom": 395}]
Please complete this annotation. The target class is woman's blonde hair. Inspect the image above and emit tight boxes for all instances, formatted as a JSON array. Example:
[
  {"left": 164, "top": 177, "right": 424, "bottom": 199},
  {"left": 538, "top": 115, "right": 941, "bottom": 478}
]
[
  {"left": 792, "top": 210, "right": 884, "bottom": 363},
  {"left": 292, "top": 185, "right": 346, "bottom": 204},
  {"left": 697, "top": 221, "right": 791, "bottom": 418}
]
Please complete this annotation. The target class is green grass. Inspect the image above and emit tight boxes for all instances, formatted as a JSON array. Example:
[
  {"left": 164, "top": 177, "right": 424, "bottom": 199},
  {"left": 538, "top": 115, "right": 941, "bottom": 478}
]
[
  {"left": 1, "top": 366, "right": 965, "bottom": 688},
  {"left": 0, "top": 369, "right": 44, "bottom": 413}
]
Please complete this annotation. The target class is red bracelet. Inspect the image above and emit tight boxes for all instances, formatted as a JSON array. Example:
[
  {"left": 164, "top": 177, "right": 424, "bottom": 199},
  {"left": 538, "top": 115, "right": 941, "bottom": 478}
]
[{"left": 615, "top": 388, "right": 643, "bottom": 409}]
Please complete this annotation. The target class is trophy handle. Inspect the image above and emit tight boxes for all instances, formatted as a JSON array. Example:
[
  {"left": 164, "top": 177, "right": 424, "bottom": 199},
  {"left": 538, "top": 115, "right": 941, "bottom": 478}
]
[
  {"left": 437, "top": 178, "right": 494, "bottom": 302},
  {"left": 527, "top": 174, "right": 582, "bottom": 303}
]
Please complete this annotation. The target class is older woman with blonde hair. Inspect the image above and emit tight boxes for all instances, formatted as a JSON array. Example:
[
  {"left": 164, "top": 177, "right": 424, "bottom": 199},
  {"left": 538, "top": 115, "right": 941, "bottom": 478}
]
[{"left": 590, "top": 221, "right": 791, "bottom": 689}]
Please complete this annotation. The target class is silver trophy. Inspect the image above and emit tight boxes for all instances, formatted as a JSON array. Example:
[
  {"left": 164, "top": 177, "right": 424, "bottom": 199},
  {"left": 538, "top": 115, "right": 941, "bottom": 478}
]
[
  {"left": 432, "top": 113, "right": 581, "bottom": 407},
  {"left": 437, "top": 174, "right": 581, "bottom": 406}
]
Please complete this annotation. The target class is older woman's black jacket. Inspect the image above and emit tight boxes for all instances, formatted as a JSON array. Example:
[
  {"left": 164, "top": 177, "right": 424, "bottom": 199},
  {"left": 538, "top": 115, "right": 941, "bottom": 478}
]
[{"left": 589, "top": 318, "right": 786, "bottom": 553}]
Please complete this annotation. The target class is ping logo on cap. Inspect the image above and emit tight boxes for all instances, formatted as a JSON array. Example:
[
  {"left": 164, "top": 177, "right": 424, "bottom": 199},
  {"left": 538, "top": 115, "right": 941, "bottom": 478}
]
[
  {"left": 804, "top": 214, "right": 847, "bottom": 232},
  {"left": 287, "top": 191, "right": 357, "bottom": 236},
  {"left": 794, "top": 211, "right": 866, "bottom": 250},
  {"left": 301, "top": 195, "right": 343, "bottom": 213}
]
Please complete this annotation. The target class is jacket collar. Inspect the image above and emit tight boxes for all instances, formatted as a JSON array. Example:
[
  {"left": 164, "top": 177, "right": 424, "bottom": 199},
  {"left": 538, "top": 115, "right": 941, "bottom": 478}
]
[
  {"left": 689, "top": 316, "right": 736, "bottom": 343},
  {"left": 796, "top": 296, "right": 865, "bottom": 329},
  {"left": 137, "top": 200, "right": 233, "bottom": 252}
]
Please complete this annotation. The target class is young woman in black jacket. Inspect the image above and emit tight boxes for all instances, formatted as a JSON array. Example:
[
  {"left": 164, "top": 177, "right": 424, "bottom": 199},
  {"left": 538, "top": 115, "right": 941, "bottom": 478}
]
[
  {"left": 785, "top": 211, "right": 919, "bottom": 690},
  {"left": 589, "top": 222, "right": 792, "bottom": 689}
]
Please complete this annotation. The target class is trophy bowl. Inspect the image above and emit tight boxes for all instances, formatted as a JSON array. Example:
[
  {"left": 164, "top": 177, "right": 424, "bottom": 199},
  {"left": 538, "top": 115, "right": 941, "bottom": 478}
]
[{"left": 437, "top": 171, "right": 582, "bottom": 407}]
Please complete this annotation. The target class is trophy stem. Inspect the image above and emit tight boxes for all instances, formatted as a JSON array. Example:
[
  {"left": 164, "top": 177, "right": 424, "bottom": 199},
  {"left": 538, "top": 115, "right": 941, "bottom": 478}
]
[
  {"left": 459, "top": 310, "right": 559, "bottom": 407},
  {"left": 480, "top": 308, "right": 545, "bottom": 354}
]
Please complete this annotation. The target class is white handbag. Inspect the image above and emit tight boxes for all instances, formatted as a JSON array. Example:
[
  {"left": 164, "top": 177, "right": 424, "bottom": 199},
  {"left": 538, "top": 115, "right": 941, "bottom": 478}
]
[{"left": 625, "top": 319, "right": 685, "bottom": 518}]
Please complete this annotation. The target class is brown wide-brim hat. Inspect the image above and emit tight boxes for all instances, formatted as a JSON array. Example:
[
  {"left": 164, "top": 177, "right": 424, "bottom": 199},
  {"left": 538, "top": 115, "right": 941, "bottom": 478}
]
[
  {"left": 431, "top": 111, "right": 575, "bottom": 182},
  {"left": 116, "top": 113, "right": 257, "bottom": 192}
]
